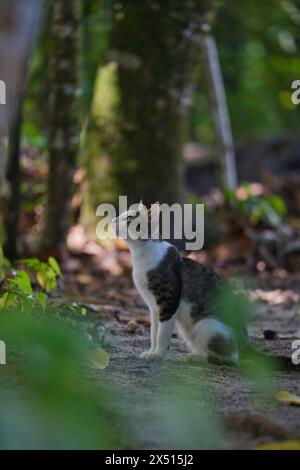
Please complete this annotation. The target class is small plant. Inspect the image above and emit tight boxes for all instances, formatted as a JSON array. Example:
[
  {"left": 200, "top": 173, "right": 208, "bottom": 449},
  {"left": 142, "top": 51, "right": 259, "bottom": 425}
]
[
  {"left": 0, "top": 245, "right": 10, "bottom": 283},
  {"left": 0, "top": 309, "right": 115, "bottom": 449},
  {"left": 0, "top": 250, "right": 62, "bottom": 312},
  {"left": 225, "top": 183, "right": 287, "bottom": 228},
  {"left": 19, "top": 256, "right": 61, "bottom": 292}
]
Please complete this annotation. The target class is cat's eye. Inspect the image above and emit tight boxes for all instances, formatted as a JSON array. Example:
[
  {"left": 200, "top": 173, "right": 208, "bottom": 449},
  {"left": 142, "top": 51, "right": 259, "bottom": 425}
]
[{"left": 127, "top": 215, "right": 134, "bottom": 222}]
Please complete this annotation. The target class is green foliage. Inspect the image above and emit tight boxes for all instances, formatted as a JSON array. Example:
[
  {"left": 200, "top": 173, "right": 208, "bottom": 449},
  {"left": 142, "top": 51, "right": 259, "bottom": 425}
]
[
  {"left": 0, "top": 253, "right": 113, "bottom": 449},
  {"left": 190, "top": 0, "right": 300, "bottom": 144},
  {"left": 80, "top": 0, "right": 113, "bottom": 114},
  {"left": 214, "top": 283, "right": 252, "bottom": 334},
  {"left": 67, "top": 302, "right": 88, "bottom": 316},
  {"left": 152, "top": 376, "right": 225, "bottom": 449},
  {"left": 23, "top": 0, "right": 112, "bottom": 152},
  {"left": 0, "top": 254, "right": 62, "bottom": 312},
  {"left": 19, "top": 256, "right": 61, "bottom": 292},
  {"left": 0, "top": 245, "right": 10, "bottom": 283},
  {"left": 225, "top": 184, "right": 287, "bottom": 228},
  {"left": 80, "top": 61, "right": 122, "bottom": 224},
  {"left": 0, "top": 310, "right": 119, "bottom": 449},
  {"left": 214, "top": 285, "right": 275, "bottom": 398},
  {"left": 240, "top": 346, "right": 276, "bottom": 398},
  {"left": 0, "top": 248, "right": 114, "bottom": 448},
  {"left": 22, "top": 118, "right": 47, "bottom": 151}
]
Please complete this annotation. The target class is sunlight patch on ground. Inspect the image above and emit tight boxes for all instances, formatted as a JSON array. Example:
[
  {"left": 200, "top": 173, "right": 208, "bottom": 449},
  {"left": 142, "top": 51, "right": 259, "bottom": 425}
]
[{"left": 249, "top": 289, "right": 299, "bottom": 305}]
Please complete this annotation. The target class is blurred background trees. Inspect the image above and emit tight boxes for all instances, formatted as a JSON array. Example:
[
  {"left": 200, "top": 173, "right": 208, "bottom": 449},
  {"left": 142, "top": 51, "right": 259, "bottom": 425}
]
[
  {"left": 1, "top": 0, "right": 300, "bottom": 451},
  {"left": 0, "top": 0, "right": 42, "bottom": 259},
  {"left": 83, "top": 0, "right": 213, "bottom": 211},
  {"left": 0, "top": 0, "right": 299, "bottom": 255},
  {"left": 41, "top": 0, "right": 80, "bottom": 253}
]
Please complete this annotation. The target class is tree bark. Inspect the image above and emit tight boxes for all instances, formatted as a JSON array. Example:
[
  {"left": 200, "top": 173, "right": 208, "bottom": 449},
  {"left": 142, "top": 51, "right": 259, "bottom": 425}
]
[
  {"left": 0, "top": 0, "right": 42, "bottom": 256},
  {"left": 82, "top": 0, "right": 213, "bottom": 221},
  {"left": 41, "top": 0, "right": 80, "bottom": 252},
  {"left": 4, "top": 102, "right": 23, "bottom": 259}
]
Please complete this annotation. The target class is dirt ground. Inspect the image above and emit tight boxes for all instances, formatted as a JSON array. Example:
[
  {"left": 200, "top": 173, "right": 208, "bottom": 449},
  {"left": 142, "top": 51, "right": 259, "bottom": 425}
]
[{"left": 61, "top": 251, "right": 300, "bottom": 450}]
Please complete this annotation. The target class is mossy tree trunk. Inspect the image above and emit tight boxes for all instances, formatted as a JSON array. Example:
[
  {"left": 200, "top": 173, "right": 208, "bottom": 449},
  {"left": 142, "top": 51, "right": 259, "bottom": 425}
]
[
  {"left": 82, "top": 0, "right": 213, "bottom": 221},
  {"left": 41, "top": 0, "right": 80, "bottom": 253}
]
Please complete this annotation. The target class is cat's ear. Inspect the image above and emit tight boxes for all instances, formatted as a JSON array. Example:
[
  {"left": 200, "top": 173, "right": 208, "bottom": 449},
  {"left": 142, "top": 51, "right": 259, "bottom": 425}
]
[{"left": 138, "top": 200, "right": 144, "bottom": 212}]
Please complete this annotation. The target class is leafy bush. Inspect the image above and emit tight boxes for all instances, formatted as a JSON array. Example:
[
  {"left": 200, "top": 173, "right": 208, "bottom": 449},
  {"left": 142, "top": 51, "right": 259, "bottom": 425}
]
[
  {"left": 0, "top": 248, "right": 113, "bottom": 449},
  {"left": 225, "top": 184, "right": 287, "bottom": 228},
  {"left": 0, "top": 250, "right": 61, "bottom": 312},
  {"left": 0, "top": 309, "right": 118, "bottom": 449}
]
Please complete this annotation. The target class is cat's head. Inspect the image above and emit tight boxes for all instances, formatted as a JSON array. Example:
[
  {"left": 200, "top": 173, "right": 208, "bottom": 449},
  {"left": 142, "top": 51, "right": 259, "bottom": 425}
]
[{"left": 111, "top": 201, "right": 160, "bottom": 241}]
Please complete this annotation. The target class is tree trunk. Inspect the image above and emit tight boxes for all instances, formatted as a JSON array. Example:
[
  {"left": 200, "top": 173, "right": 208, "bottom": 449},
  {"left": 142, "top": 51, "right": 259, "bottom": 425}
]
[
  {"left": 0, "top": 0, "right": 42, "bottom": 255},
  {"left": 41, "top": 0, "right": 80, "bottom": 253},
  {"left": 81, "top": 0, "right": 213, "bottom": 222},
  {"left": 4, "top": 102, "right": 24, "bottom": 259},
  {"left": 200, "top": 23, "right": 238, "bottom": 190}
]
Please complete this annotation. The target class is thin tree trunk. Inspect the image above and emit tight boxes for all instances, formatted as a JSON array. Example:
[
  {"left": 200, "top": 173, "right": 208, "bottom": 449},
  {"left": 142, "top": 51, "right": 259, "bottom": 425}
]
[
  {"left": 4, "top": 102, "right": 24, "bottom": 259},
  {"left": 0, "top": 0, "right": 42, "bottom": 178},
  {"left": 201, "top": 23, "right": 238, "bottom": 190},
  {"left": 41, "top": 0, "right": 79, "bottom": 253},
  {"left": 0, "top": 0, "right": 42, "bottom": 256}
]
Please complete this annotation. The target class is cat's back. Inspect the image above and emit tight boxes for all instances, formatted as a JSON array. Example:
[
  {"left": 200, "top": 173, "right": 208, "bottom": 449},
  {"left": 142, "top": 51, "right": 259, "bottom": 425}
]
[
  {"left": 181, "top": 257, "right": 220, "bottom": 289},
  {"left": 180, "top": 257, "right": 221, "bottom": 319}
]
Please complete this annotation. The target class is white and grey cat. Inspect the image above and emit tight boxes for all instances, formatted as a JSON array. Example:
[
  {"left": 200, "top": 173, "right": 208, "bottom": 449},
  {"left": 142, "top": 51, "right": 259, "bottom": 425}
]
[{"left": 112, "top": 202, "right": 247, "bottom": 365}]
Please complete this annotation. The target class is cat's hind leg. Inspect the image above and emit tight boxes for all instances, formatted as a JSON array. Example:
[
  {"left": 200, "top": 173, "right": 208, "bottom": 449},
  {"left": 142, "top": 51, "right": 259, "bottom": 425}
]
[{"left": 192, "top": 318, "right": 238, "bottom": 366}]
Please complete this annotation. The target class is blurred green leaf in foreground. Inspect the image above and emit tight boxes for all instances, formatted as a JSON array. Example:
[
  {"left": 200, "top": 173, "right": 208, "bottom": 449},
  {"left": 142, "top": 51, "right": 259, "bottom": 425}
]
[{"left": 0, "top": 309, "right": 120, "bottom": 450}]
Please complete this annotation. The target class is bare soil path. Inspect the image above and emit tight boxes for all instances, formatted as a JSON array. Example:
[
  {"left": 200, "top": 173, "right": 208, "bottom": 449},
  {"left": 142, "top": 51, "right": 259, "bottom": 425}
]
[{"left": 64, "top": 265, "right": 300, "bottom": 450}]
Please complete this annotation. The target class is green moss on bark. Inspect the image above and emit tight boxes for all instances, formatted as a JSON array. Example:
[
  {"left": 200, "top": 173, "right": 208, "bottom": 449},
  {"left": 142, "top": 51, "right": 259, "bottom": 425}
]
[{"left": 82, "top": 0, "right": 213, "bottom": 225}]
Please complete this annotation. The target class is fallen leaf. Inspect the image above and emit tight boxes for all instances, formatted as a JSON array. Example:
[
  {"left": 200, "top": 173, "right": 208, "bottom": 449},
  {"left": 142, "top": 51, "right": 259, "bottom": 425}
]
[
  {"left": 256, "top": 440, "right": 300, "bottom": 450},
  {"left": 76, "top": 273, "right": 94, "bottom": 285},
  {"left": 88, "top": 346, "right": 109, "bottom": 370},
  {"left": 275, "top": 390, "right": 300, "bottom": 406}
]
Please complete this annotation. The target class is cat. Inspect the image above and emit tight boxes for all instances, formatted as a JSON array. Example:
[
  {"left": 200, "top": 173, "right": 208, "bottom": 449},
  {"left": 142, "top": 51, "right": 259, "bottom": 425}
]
[{"left": 112, "top": 201, "right": 247, "bottom": 365}]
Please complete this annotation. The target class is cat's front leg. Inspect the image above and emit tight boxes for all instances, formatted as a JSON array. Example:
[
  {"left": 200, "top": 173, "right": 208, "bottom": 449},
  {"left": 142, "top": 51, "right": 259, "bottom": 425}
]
[
  {"left": 141, "top": 315, "right": 176, "bottom": 361},
  {"left": 140, "top": 308, "right": 158, "bottom": 359}
]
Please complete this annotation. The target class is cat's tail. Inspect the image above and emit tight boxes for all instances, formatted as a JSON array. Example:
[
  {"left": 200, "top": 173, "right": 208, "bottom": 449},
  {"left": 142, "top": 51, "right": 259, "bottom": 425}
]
[
  {"left": 194, "top": 318, "right": 239, "bottom": 366},
  {"left": 191, "top": 318, "right": 297, "bottom": 370}
]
